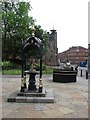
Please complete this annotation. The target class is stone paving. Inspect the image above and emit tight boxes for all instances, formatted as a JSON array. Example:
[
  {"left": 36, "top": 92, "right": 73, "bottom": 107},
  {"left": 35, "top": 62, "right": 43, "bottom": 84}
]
[{"left": 1, "top": 73, "right": 88, "bottom": 118}]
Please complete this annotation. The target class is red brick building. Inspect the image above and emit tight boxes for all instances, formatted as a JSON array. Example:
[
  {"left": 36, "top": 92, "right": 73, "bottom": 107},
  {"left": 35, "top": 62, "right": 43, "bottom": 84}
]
[{"left": 58, "top": 46, "right": 88, "bottom": 65}]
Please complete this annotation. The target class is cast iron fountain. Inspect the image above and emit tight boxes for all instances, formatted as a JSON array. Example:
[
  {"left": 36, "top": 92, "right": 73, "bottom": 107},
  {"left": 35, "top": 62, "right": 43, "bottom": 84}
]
[
  {"left": 20, "top": 33, "right": 43, "bottom": 93},
  {"left": 7, "top": 27, "right": 54, "bottom": 103}
]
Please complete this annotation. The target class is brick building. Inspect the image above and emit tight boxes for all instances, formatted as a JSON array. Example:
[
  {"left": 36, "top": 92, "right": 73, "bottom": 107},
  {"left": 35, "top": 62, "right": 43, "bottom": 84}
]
[
  {"left": 58, "top": 46, "right": 88, "bottom": 65},
  {"left": 44, "top": 29, "right": 58, "bottom": 66}
]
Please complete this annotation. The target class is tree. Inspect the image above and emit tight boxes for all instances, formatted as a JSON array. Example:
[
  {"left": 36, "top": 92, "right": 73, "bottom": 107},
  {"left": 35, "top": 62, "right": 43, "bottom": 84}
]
[
  {"left": 2, "top": 2, "right": 35, "bottom": 60},
  {"left": 2, "top": 2, "right": 48, "bottom": 61},
  {"left": 34, "top": 25, "right": 48, "bottom": 53}
]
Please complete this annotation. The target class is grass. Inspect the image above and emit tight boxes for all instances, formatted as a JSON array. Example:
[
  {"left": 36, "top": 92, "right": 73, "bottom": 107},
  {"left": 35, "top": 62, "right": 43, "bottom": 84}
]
[
  {"left": 43, "top": 68, "right": 53, "bottom": 74},
  {"left": 2, "top": 68, "right": 53, "bottom": 75},
  {"left": 2, "top": 69, "right": 22, "bottom": 75}
]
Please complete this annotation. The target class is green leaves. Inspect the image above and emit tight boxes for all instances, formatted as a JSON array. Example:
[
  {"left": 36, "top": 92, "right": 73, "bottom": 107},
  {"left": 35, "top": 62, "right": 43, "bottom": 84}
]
[
  {"left": 2, "top": 2, "right": 48, "bottom": 61},
  {"left": 2, "top": 2, "right": 33, "bottom": 60}
]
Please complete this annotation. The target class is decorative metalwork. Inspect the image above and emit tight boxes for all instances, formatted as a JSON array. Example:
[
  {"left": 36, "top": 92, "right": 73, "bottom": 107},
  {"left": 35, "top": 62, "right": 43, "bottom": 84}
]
[{"left": 20, "top": 33, "right": 44, "bottom": 93}]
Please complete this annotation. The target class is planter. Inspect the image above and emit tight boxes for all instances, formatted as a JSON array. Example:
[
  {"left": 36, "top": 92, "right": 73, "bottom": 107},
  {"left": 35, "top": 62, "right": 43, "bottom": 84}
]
[{"left": 53, "top": 69, "right": 77, "bottom": 83}]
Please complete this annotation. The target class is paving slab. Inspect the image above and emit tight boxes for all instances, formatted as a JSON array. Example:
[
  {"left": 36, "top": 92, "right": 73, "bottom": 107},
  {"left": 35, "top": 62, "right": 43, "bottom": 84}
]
[
  {"left": 43, "top": 109, "right": 64, "bottom": 118},
  {"left": 34, "top": 104, "right": 50, "bottom": 111},
  {"left": 26, "top": 110, "right": 46, "bottom": 118},
  {"left": 57, "top": 106, "right": 75, "bottom": 114},
  {"left": 2, "top": 74, "right": 88, "bottom": 118}
]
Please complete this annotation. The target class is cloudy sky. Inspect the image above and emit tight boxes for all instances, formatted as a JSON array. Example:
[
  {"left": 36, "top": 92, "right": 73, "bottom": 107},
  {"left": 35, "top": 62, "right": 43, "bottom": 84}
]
[{"left": 28, "top": 0, "right": 88, "bottom": 53}]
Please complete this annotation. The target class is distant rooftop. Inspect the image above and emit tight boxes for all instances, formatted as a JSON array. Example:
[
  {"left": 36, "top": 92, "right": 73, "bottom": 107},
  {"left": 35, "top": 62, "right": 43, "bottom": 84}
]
[{"left": 59, "top": 46, "right": 88, "bottom": 54}]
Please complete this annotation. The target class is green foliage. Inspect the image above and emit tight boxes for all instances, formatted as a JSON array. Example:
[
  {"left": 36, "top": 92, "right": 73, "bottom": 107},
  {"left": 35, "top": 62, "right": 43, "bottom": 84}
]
[
  {"left": 36, "top": 63, "right": 47, "bottom": 71},
  {"left": 2, "top": 2, "right": 48, "bottom": 61},
  {"left": 2, "top": 67, "right": 53, "bottom": 75},
  {"left": 43, "top": 68, "right": 53, "bottom": 74},
  {"left": 2, "top": 2, "right": 35, "bottom": 60},
  {"left": 0, "top": 61, "right": 19, "bottom": 69},
  {"left": 35, "top": 25, "right": 48, "bottom": 53},
  {"left": 2, "top": 69, "right": 22, "bottom": 75}
]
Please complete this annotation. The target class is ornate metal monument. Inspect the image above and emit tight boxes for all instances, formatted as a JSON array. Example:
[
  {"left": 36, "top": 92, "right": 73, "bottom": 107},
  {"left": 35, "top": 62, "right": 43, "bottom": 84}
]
[
  {"left": 20, "top": 35, "right": 43, "bottom": 93},
  {"left": 7, "top": 28, "right": 54, "bottom": 103}
]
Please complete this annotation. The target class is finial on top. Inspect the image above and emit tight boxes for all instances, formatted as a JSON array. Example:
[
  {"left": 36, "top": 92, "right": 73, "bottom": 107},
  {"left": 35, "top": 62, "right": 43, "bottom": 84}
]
[
  {"left": 50, "top": 25, "right": 56, "bottom": 33},
  {"left": 32, "top": 25, "right": 35, "bottom": 37},
  {"left": 53, "top": 25, "right": 54, "bottom": 30}
]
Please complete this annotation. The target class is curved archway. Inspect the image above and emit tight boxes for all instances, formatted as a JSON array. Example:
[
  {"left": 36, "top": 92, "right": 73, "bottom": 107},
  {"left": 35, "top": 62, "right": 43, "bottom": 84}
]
[{"left": 21, "top": 36, "right": 44, "bottom": 92}]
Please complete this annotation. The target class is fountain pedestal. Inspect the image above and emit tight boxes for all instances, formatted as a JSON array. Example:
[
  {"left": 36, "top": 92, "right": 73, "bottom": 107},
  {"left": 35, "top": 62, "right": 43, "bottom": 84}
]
[{"left": 25, "top": 70, "right": 39, "bottom": 91}]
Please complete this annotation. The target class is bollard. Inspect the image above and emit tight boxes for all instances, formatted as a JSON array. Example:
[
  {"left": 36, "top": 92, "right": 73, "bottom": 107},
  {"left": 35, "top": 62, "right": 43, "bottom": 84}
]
[
  {"left": 86, "top": 70, "right": 88, "bottom": 79},
  {"left": 80, "top": 69, "right": 82, "bottom": 77}
]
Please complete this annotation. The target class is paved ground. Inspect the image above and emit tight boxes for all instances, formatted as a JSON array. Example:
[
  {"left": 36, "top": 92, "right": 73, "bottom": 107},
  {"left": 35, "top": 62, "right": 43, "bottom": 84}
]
[{"left": 1, "top": 71, "right": 88, "bottom": 118}]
